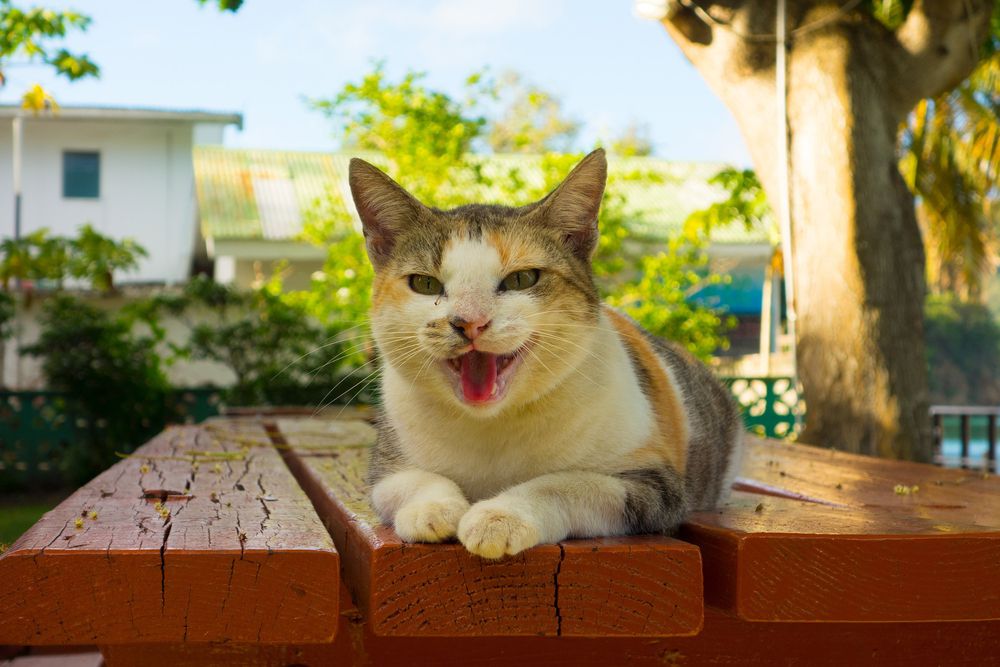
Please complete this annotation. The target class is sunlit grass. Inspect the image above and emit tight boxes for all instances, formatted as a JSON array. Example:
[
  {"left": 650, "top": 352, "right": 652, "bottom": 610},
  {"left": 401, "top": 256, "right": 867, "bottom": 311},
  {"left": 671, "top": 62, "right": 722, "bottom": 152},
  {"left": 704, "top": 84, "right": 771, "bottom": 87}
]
[{"left": 0, "top": 494, "right": 65, "bottom": 545}]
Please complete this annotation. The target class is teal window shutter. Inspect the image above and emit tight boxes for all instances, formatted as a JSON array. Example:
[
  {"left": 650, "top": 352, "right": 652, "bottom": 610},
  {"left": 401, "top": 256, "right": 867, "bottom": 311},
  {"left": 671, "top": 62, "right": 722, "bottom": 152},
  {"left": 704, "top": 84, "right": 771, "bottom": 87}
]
[{"left": 63, "top": 151, "right": 100, "bottom": 198}]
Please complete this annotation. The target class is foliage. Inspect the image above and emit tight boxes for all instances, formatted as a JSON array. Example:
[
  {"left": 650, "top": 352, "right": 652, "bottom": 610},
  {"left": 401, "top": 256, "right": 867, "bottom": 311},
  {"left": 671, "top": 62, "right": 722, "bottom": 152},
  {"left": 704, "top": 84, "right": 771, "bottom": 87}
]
[
  {"left": 607, "top": 121, "right": 654, "bottom": 157},
  {"left": 924, "top": 294, "right": 1000, "bottom": 404},
  {"left": 874, "top": 0, "right": 1000, "bottom": 298},
  {"left": 304, "top": 65, "right": 733, "bottom": 361},
  {"left": 900, "top": 53, "right": 1000, "bottom": 299},
  {"left": 0, "top": 226, "right": 146, "bottom": 292},
  {"left": 686, "top": 168, "right": 772, "bottom": 235},
  {"left": 196, "top": 0, "right": 243, "bottom": 11},
  {"left": 67, "top": 224, "right": 148, "bottom": 292},
  {"left": 180, "top": 276, "right": 352, "bottom": 406},
  {"left": 0, "top": 290, "right": 13, "bottom": 340},
  {"left": 0, "top": 1, "right": 99, "bottom": 110},
  {"left": 309, "top": 64, "right": 486, "bottom": 205},
  {"left": 485, "top": 70, "right": 580, "bottom": 154},
  {"left": 23, "top": 295, "right": 171, "bottom": 485},
  {"left": 607, "top": 244, "right": 734, "bottom": 360}
]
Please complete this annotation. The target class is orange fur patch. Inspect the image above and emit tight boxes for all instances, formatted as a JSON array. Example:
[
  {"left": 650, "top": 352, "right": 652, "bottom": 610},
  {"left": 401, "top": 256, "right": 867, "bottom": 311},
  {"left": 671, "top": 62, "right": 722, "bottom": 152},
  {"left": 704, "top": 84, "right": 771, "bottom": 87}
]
[
  {"left": 604, "top": 307, "right": 689, "bottom": 473},
  {"left": 372, "top": 272, "right": 410, "bottom": 311},
  {"left": 484, "top": 230, "right": 546, "bottom": 272}
]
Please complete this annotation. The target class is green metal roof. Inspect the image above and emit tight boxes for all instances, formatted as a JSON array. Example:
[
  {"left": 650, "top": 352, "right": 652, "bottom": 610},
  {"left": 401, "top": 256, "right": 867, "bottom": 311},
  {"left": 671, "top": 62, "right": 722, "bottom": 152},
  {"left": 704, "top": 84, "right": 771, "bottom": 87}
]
[{"left": 194, "top": 147, "right": 775, "bottom": 245}]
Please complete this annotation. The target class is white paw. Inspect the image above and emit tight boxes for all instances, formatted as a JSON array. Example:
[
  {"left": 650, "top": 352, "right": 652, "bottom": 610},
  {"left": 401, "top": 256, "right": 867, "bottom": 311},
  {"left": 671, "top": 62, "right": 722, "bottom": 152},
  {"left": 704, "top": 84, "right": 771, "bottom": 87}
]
[
  {"left": 393, "top": 497, "right": 469, "bottom": 543},
  {"left": 458, "top": 500, "right": 541, "bottom": 559}
]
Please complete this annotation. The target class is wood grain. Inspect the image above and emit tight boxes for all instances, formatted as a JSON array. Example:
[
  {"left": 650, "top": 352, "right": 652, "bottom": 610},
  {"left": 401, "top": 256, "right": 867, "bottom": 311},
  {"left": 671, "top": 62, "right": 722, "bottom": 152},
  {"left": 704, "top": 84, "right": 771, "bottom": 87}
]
[
  {"left": 100, "top": 581, "right": 1000, "bottom": 667},
  {"left": 271, "top": 418, "right": 704, "bottom": 637},
  {"left": 0, "top": 421, "right": 339, "bottom": 645},
  {"left": 681, "top": 436, "right": 1000, "bottom": 622}
]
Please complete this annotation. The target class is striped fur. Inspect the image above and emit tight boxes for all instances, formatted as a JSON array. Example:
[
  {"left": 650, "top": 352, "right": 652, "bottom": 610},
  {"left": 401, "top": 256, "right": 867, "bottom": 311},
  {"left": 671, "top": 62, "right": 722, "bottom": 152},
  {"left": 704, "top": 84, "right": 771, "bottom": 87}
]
[{"left": 350, "top": 150, "right": 743, "bottom": 559}]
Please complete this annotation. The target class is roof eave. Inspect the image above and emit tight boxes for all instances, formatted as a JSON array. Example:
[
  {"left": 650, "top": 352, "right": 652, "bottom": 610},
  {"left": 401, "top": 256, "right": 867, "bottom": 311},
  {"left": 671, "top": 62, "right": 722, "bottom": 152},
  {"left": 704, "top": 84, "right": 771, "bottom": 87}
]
[{"left": 0, "top": 105, "right": 243, "bottom": 128}]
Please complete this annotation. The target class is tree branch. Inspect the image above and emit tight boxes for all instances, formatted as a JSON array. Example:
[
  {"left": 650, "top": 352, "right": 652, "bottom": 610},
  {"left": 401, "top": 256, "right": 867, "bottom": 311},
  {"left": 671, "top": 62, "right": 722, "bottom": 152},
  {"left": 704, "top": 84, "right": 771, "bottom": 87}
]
[{"left": 893, "top": 0, "right": 995, "bottom": 115}]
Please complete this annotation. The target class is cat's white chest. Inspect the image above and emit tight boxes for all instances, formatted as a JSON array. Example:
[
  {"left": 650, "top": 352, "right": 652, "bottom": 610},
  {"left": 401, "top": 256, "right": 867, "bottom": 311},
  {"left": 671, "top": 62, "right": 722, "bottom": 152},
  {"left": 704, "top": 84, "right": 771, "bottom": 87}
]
[{"left": 380, "top": 339, "right": 655, "bottom": 501}]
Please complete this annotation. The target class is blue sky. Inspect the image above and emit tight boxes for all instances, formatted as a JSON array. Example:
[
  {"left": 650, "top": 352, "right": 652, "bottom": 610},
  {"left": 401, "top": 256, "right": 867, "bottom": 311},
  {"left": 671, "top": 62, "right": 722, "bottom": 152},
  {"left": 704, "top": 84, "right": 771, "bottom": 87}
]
[{"left": 15, "top": 0, "right": 750, "bottom": 164}]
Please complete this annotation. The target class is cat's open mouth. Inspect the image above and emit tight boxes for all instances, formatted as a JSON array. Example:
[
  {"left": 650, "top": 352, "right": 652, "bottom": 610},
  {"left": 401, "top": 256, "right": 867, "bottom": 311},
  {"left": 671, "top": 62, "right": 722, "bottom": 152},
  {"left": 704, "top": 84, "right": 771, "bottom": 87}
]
[{"left": 444, "top": 348, "right": 525, "bottom": 405}]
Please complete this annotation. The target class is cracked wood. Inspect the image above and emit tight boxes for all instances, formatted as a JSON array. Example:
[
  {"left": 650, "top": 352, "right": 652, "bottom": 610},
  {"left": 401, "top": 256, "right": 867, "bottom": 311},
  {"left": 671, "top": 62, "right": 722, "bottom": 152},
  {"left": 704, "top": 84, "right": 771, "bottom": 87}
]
[
  {"left": 100, "top": 581, "right": 1000, "bottom": 667},
  {"left": 681, "top": 436, "right": 1000, "bottom": 622},
  {"left": 0, "top": 421, "right": 339, "bottom": 645},
  {"left": 270, "top": 417, "right": 703, "bottom": 638}
]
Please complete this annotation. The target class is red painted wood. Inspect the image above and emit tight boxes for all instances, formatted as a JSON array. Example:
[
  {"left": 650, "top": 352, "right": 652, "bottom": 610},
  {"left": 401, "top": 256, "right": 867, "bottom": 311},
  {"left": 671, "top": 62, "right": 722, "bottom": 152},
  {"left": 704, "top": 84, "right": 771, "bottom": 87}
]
[
  {"left": 271, "top": 418, "right": 704, "bottom": 637},
  {"left": 681, "top": 437, "right": 1000, "bottom": 621},
  {"left": 101, "top": 582, "right": 1000, "bottom": 667},
  {"left": 0, "top": 421, "right": 339, "bottom": 645}
]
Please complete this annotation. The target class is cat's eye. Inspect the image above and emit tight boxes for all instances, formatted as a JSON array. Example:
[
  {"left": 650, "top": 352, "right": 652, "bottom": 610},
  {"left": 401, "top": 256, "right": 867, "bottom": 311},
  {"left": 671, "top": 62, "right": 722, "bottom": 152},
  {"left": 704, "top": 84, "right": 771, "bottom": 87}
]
[
  {"left": 500, "top": 269, "right": 540, "bottom": 292},
  {"left": 408, "top": 274, "right": 443, "bottom": 296}
]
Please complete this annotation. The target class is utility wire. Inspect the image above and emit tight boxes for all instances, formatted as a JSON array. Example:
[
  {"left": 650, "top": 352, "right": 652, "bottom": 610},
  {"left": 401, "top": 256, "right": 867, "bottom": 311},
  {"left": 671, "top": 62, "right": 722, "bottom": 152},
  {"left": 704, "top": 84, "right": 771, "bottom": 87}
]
[{"left": 676, "top": 0, "right": 865, "bottom": 42}]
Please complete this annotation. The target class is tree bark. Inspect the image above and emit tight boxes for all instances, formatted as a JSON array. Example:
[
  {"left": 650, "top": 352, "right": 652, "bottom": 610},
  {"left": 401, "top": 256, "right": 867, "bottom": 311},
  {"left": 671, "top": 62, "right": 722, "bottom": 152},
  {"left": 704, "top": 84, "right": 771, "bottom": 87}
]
[{"left": 660, "top": 0, "right": 994, "bottom": 460}]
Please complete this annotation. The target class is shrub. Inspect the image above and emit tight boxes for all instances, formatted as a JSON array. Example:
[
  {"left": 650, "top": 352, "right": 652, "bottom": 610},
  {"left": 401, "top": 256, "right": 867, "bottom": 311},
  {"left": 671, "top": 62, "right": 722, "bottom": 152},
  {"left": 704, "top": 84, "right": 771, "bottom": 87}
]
[
  {"left": 24, "top": 295, "right": 172, "bottom": 485},
  {"left": 182, "top": 276, "right": 355, "bottom": 406},
  {"left": 924, "top": 294, "right": 1000, "bottom": 404}
]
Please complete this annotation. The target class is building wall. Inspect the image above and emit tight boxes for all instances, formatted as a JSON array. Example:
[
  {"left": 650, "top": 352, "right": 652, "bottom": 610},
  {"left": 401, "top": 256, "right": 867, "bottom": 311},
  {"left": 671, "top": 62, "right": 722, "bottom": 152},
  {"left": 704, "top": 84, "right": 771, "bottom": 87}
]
[{"left": 0, "top": 118, "right": 200, "bottom": 284}]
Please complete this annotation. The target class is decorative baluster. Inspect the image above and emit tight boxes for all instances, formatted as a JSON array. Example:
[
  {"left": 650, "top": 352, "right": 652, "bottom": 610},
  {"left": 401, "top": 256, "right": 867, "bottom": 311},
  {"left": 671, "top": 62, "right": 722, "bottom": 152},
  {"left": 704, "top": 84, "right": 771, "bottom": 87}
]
[
  {"left": 932, "top": 412, "right": 943, "bottom": 465},
  {"left": 988, "top": 413, "right": 997, "bottom": 473},
  {"left": 960, "top": 414, "right": 971, "bottom": 469}
]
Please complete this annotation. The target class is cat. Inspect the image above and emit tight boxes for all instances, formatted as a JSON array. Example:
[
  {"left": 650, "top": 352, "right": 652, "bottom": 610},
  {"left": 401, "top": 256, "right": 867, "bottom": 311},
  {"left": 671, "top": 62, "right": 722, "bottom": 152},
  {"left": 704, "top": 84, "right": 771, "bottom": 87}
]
[{"left": 348, "top": 149, "right": 743, "bottom": 559}]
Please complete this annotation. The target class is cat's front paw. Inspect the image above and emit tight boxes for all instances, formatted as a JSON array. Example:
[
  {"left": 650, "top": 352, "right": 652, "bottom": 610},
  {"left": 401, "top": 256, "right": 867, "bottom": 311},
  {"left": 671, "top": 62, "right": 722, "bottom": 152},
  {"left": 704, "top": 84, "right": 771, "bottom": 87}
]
[
  {"left": 393, "top": 497, "right": 469, "bottom": 543},
  {"left": 458, "top": 500, "right": 541, "bottom": 559}
]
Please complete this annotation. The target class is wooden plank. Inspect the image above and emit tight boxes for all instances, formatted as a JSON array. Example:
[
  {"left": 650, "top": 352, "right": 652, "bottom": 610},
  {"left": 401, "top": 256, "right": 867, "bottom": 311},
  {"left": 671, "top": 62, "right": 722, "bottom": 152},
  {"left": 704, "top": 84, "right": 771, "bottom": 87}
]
[
  {"left": 271, "top": 418, "right": 704, "bottom": 638},
  {"left": 0, "top": 421, "right": 339, "bottom": 645},
  {"left": 737, "top": 436, "right": 1000, "bottom": 525},
  {"left": 681, "top": 437, "right": 1000, "bottom": 622},
  {"left": 100, "top": 582, "right": 1000, "bottom": 667}
]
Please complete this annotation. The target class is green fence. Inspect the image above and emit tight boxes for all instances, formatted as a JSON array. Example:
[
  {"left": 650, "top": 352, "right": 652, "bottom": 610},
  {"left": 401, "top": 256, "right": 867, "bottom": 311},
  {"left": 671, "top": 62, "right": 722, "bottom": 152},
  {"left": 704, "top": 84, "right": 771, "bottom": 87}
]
[
  {"left": 0, "top": 388, "right": 224, "bottom": 491},
  {"left": 0, "top": 378, "right": 799, "bottom": 492},
  {"left": 722, "top": 376, "right": 801, "bottom": 439}
]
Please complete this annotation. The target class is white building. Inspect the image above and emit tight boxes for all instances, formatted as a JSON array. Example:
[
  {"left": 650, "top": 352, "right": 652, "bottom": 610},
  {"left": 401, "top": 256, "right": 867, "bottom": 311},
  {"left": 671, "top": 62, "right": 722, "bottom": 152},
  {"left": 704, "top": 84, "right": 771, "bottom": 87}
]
[{"left": 0, "top": 105, "right": 242, "bottom": 284}]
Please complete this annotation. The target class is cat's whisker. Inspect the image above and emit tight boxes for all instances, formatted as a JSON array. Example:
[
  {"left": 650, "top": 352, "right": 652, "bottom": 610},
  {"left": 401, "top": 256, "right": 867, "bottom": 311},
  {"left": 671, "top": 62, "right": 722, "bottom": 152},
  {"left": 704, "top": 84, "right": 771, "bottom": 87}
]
[
  {"left": 527, "top": 336, "right": 602, "bottom": 389},
  {"left": 268, "top": 319, "right": 407, "bottom": 383},
  {"left": 270, "top": 336, "right": 350, "bottom": 381},
  {"left": 521, "top": 308, "right": 599, "bottom": 320},
  {"left": 530, "top": 321, "right": 654, "bottom": 345},
  {"left": 410, "top": 353, "right": 438, "bottom": 393},
  {"left": 528, "top": 330, "right": 614, "bottom": 373},
  {"left": 327, "top": 344, "right": 428, "bottom": 418},
  {"left": 522, "top": 342, "right": 557, "bottom": 379},
  {"left": 309, "top": 348, "right": 411, "bottom": 417},
  {"left": 303, "top": 334, "right": 421, "bottom": 379}
]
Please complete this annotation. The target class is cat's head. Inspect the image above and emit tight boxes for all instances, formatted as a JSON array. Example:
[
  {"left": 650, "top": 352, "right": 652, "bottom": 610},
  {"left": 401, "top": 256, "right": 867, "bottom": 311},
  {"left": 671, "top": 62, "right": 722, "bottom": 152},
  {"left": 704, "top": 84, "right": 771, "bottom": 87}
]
[{"left": 349, "top": 150, "right": 607, "bottom": 416}]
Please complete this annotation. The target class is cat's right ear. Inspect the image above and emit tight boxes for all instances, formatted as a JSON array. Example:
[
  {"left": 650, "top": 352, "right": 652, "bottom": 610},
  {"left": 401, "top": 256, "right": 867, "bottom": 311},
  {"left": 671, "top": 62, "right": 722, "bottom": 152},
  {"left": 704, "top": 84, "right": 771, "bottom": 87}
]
[{"left": 348, "top": 159, "right": 422, "bottom": 269}]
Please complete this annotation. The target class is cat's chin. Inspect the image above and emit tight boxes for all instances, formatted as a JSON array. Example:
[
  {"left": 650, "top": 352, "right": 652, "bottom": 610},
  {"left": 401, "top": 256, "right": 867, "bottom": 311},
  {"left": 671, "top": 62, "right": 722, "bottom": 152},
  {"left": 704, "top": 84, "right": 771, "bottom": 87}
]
[{"left": 441, "top": 346, "right": 527, "bottom": 410}]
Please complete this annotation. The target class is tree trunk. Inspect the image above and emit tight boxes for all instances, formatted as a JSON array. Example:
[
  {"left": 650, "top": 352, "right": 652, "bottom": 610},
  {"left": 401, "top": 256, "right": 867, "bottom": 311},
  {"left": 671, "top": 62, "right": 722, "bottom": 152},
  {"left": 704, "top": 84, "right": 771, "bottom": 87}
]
[{"left": 660, "top": 1, "right": 994, "bottom": 460}]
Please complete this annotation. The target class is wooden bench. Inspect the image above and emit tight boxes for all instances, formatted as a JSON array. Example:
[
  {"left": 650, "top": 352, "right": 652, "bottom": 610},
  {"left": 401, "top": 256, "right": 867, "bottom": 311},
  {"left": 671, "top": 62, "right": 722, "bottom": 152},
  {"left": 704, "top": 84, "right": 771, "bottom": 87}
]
[{"left": 2, "top": 414, "right": 999, "bottom": 665}]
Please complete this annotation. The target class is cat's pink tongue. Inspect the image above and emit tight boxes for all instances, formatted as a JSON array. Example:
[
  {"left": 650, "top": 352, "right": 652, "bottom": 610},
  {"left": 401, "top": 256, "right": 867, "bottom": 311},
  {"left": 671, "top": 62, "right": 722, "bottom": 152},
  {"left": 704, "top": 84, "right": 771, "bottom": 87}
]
[{"left": 460, "top": 351, "right": 498, "bottom": 403}]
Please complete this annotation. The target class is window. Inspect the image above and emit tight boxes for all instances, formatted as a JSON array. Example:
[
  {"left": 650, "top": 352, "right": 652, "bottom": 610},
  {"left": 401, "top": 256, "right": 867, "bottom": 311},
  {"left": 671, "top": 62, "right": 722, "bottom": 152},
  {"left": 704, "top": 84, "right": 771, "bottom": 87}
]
[{"left": 63, "top": 151, "right": 100, "bottom": 198}]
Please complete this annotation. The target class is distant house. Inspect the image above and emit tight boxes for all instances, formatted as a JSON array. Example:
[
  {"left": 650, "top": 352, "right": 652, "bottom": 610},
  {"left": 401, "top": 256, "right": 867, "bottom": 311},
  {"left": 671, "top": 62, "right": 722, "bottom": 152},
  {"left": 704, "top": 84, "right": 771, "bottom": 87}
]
[
  {"left": 0, "top": 105, "right": 243, "bottom": 284},
  {"left": 194, "top": 147, "right": 779, "bottom": 354}
]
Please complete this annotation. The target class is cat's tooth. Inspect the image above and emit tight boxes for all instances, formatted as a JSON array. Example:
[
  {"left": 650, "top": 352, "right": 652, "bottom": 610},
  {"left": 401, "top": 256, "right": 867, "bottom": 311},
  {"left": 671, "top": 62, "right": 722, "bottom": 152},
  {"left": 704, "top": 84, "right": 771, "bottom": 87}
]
[{"left": 491, "top": 384, "right": 498, "bottom": 397}]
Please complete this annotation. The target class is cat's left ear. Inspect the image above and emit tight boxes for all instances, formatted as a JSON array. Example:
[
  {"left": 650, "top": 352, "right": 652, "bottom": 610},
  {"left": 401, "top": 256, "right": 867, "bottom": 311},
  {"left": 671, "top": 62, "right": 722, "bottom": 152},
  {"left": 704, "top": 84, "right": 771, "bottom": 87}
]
[
  {"left": 538, "top": 148, "right": 607, "bottom": 261},
  {"left": 348, "top": 158, "right": 425, "bottom": 269}
]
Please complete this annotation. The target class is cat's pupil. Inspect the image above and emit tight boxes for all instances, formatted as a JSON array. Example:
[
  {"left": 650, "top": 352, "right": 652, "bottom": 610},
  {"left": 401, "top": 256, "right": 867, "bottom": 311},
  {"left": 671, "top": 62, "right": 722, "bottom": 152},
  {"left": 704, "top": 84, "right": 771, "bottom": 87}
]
[
  {"left": 409, "top": 274, "right": 442, "bottom": 296},
  {"left": 501, "top": 269, "right": 540, "bottom": 292}
]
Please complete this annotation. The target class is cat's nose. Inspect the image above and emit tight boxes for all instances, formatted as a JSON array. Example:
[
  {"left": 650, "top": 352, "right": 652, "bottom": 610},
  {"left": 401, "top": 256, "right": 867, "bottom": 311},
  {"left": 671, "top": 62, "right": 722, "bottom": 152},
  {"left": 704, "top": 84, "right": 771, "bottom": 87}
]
[{"left": 449, "top": 316, "right": 491, "bottom": 341}]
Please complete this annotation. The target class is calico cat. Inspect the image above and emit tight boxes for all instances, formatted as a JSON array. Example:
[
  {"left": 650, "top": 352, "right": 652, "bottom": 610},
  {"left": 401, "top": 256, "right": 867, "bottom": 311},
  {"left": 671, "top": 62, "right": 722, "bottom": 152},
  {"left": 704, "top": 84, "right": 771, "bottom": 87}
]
[{"left": 349, "top": 149, "right": 742, "bottom": 559}]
